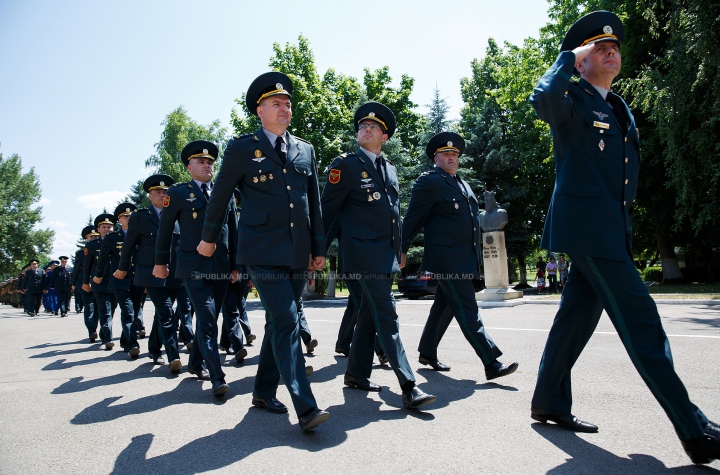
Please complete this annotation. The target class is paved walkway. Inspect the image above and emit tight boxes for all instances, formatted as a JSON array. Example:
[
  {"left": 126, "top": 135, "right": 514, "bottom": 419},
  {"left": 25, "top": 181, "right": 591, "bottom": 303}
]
[{"left": 1, "top": 298, "right": 719, "bottom": 474}]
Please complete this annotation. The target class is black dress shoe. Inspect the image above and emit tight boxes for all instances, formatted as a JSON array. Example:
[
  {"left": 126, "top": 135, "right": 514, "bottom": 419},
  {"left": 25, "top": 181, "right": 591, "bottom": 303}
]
[
  {"left": 419, "top": 354, "right": 450, "bottom": 371},
  {"left": 189, "top": 367, "right": 210, "bottom": 380},
  {"left": 681, "top": 421, "right": 720, "bottom": 465},
  {"left": 234, "top": 348, "right": 248, "bottom": 364},
  {"left": 402, "top": 387, "right": 437, "bottom": 410},
  {"left": 531, "top": 407, "right": 598, "bottom": 433},
  {"left": 128, "top": 347, "right": 140, "bottom": 359},
  {"left": 344, "top": 373, "right": 381, "bottom": 391},
  {"left": 151, "top": 355, "right": 165, "bottom": 365},
  {"left": 252, "top": 397, "right": 288, "bottom": 413},
  {"left": 485, "top": 360, "right": 518, "bottom": 380},
  {"left": 306, "top": 339, "right": 318, "bottom": 353},
  {"left": 299, "top": 408, "right": 330, "bottom": 432},
  {"left": 247, "top": 334, "right": 257, "bottom": 344},
  {"left": 89, "top": 332, "right": 98, "bottom": 343},
  {"left": 186, "top": 341, "right": 192, "bottom": 352},
  {"left": 138, "top": 330, "right": 146, "bottom": 339},
  {"left": 378, "top": 353, "right": 389, "bottom": 365},
  {"left": 335, "top": 348, "right": 348, "bottom": 357},
  {"left": 212, "top": 379, "right": 229, "bottom": 397}
]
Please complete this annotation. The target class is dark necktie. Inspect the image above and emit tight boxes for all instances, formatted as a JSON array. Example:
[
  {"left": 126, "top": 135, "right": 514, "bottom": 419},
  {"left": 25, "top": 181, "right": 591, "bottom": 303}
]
[
  {"left": 275, "top": 136, "right": 287, "bottom": 165},
  {"left": 606, "top": 92, "right": 628, "bottom": 130},
  {"left": 376, "top": 155, "right": 385, "bottom": 184},
  {"left": 454, "top": 174, "right": 467, "bottom": 197},
  {"left": 201, "top": 183, "right": 210, "bottom": 200}
]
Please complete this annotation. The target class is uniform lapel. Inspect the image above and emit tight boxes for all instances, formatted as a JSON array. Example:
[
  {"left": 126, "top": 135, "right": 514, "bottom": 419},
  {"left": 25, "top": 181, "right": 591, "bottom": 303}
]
[
  {"left": 577, "top": 79, "right": 621, "bottom": 131},
  {"left": 286, "top": 134, "right": 300, "bottom": 164},
  {"left": 255, "top": 128, "right": 284, "bottom": 167},
  {"left": 149, "top": 208, "right": 159, "bottom": 227},
  {"left": 189, "top": 180, "right": 208, "bottom": 204}
]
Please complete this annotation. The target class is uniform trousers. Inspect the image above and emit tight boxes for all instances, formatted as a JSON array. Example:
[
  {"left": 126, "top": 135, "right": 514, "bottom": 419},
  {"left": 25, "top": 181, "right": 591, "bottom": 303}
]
[
  {"left": 236, "top": 279, "right": 253, "bottom": 339},
  {"left": 147, "top": 287, "right": 185, "bottom": 363},
  {"left": 248, "top": 265, "right": 316, "bottom": 417},
  {"left": 93, "top": 290, "right": 114, "bottom": 344},
  {"left": 418, "top": 280, "right": 502, "bottom": 365},
  {"left": 348, "top": 273, "right": 415, "bottom": 387},
  {"left": 184, "top": 278, "right": 228, "bottom": 383},
  {"left": 28, "top": 292, "right": 42, "bottom": 314},
  {"left": 130, "top": 284, "right": 146, "bottom": 333},
  {"left": 74, "top": 288, "right": 83, "bottom": 312},
  {"left": 336, "top": 278, "right": 383, "bottom": 356},
  {"left": 56, "top": 290, "right": 72, "bottom": 315},
  {"left": 220, "top": 281, "right": 245, "bottom": 352},
  {"left": 173, "top": 285, "right": 194, "bottom": 344},
  {"left": 532, "top": 254, "right": 709, "bottom": 440},
  {"left": 81, "top": 290, "right": 97, "bottom": 336},
  {"left": 114, "top": 289, "right": 138, "bottom": 351}
]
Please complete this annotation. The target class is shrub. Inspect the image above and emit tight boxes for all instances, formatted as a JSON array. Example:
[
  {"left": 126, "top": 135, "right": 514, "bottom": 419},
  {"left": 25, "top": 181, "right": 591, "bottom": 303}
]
[{"left": 642, "top": 266, "right": 663, "bottom": 282}]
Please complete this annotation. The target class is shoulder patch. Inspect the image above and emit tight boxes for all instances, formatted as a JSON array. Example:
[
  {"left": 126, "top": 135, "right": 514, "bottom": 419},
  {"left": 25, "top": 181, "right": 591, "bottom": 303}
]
[
  {"left": 233, "top": 133, "right": 253, "bottom": 140},
  {"left": 328, "top": 169, "right": 341, "bottom": 184},
  {"left": 293, "top": 136, "right": 312, "bottom": 145},
  {"left": 163, "top": 195, "right": 171, "bottom": 207}
]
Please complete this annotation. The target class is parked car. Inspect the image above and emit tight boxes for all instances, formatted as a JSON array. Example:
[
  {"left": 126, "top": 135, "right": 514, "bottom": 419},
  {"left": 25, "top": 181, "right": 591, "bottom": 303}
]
[{"left": 397, "top": 264, "right": 438, "bottom": 300}]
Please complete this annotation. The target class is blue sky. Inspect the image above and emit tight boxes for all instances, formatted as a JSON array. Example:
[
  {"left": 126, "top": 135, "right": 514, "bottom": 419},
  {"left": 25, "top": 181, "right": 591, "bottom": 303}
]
[{"left": 0, "top": 0, "right": 549, "bottom": 259}]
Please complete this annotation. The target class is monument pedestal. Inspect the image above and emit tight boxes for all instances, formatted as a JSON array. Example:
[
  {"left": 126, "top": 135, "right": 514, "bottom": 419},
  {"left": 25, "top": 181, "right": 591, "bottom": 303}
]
[{"left": 476, "top": 230, "right": 522, "bottom": 301}]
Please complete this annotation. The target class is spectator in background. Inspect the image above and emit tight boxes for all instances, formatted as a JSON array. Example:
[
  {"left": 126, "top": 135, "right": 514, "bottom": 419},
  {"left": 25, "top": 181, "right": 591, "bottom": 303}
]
[
  {"left": 546, "top": 257, "right": 558, "bottom": 294},
  {"left": 558, "top": 255, "right": 569, "bottom": 292}
]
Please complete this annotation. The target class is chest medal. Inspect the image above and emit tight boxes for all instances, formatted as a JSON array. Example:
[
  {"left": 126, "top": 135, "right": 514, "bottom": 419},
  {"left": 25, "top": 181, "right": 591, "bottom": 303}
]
[{"left": 598, "top": 139, "right": 605, "bottom": 151}]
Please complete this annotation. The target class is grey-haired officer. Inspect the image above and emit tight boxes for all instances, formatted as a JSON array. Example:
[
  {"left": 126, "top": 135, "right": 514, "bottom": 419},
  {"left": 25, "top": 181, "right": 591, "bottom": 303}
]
[
  {"left": 50, "top": 256, "right": 73, "bottom": 317},
  {"left": 529, "top": 10, "right": 719, "bottom": 464},
  {"left": 401, "top": 131, "right": 518, "bottom": 380},
  {"left": 198, "top": 72, "right": 329, "bottom": 431},
  {"left": 321, "top": 102, "right": 436, "bottom": 410},
  {"left": 84, "top": 214, "right": 117, "bottom": 350},
  {"left": 95, "top": 203, "right": 141, "bottom": 359},
  {"left": 22, "top": 259, "right": 44, "bottom": 316},
  {"left": 118, "top": 174, "right": 194, "bottom": 373},
  {"left": 154, "top": 141, "right": 238, "bottom": 396},
  {"left": 73, "top": 226, "right": 99, "bottom": 341}
]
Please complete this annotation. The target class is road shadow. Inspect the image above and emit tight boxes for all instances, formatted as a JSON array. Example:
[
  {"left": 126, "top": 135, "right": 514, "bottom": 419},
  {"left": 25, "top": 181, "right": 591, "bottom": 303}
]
[
  {"left": 111, "top": 385, "right": 436, "bottom": 474},
  {"left": 531, "top": 424, "right": 719, "bottom": 474}
]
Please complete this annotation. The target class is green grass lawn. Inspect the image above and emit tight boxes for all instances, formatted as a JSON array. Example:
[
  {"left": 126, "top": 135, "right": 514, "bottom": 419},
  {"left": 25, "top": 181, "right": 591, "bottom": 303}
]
[{"left": 532, "top": 282, "right": 720, "bottom": 300}]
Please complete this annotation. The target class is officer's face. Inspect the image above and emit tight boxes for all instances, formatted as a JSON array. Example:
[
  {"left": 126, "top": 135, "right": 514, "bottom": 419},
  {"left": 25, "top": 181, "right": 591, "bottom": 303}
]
[
  {"left": 60, "top": 259, "right": 68, "bottom": 266},
  {"left": 577, "top": 41, "right": 621, "bottom": 82},
  {"left": 434, "top": 150, "right": 460, "bottom": 175},
  {"left": 30, "top": 262, "right": 38, "bottom": 270},
  {"left": 98, "top": 223, "right": 113, "bottom": 237},
  {"left": 118, "top": 215, "right": 130, "bottom": 229},
  {"left": 187, "top": 157, "right": 214, "bottom": 182},
  {"left": 356, "top": 120, "right": 388, "bottom": 151},
  {"left": 257, "top": 96, "right": 292, "bottom": 130},
  {"left": 148, "top": 189, "right": 166, "bottom": 209}
]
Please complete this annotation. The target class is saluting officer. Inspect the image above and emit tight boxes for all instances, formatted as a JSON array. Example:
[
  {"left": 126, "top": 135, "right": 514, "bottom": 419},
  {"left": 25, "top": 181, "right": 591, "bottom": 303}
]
[
  {"left": 153, "top": 141, "right": 238, "bottom": 396},
  {"left": 118, "top": 174, "right": 193, "bottom": 373},
  {"left": 95, "top": 203, "right": 141, "bottom": 359},
  {"left": 84, "top": 214, "right": 117, "bottom": 350},
  {"left": 529, "top": 11, "right": 719, "bottom": 465},
  {"left": 401, "top": 132, "right": 518, "bottom": 380},
  {"left": 321, "top": 102, "right": 436, "bottom": 410},
  {"left": 197, "top": 72, "right": 329, "bottom": 432},
  {"left": 73, "top": 226, "right": 99, "bottom": 341},
  {"left": 50, "top": 256, "right": 74, "bottom": 317},
  {"left": 22, "top": 260, "right": 44, "bottom": 316}
]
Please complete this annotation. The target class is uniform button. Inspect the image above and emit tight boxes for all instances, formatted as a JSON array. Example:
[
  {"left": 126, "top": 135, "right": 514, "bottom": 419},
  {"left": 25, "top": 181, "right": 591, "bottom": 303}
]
[
  {"left": 283, "top": 169, "right": 287, "bottom": 173},
  {"left": 599, "top": 130, "right": 604, "bottom": 134},
  {"left": 623, "top": 201, "right": 627, "bottom": 206},
  {"left": 474, "top": 227, "right": 477, "bottom": 231},
  {"left": 290, "top": 203, "right": 294, "bottom": 208},
  {"left": 470, "top": 213, "right": 473, "bottom": 216},
  {"left": 392, "top": 219, "right": 396, "bottom": 223},
  {"left": 625, "top": 179, "right": 628, "bottom": 185},
  {"left": 290, "top": 222, "right": 294, "bottom": 227},
  {"left": 625, "top": 158, "right": 629, "bottom": 163},
  {"left": 625, "top": 137, "right": 628, "bottom": 142},
  {"left": 287, "top": 186, "right": 291, "bottom": 190}
]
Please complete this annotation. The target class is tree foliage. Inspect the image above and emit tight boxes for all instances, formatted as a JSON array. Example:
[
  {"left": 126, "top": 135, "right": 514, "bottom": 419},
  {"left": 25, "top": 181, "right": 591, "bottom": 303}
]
[
  {"left": 145, "top": 106, "right": 228, "bottom": 183},
  {"left": 0, "top": 152, "right": 54, "bottom": 277}
]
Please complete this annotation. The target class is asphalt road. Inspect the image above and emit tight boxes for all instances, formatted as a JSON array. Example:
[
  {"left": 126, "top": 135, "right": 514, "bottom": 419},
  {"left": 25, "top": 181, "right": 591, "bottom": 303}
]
[{"left": 1, "top": 297, "right": 719, "bottom": 474}]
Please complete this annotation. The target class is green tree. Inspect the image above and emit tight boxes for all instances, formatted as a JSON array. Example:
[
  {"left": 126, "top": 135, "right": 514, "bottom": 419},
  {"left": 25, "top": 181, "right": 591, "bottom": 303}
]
[
  {"left": 145, "top": 106, "right": 228, "bottom": 183},
  {"left": 0, "top": 152, "right": 54, "bottom": 277},
  {"left": 459, "top": 38, "right": 554, "bottom": 285},
  {"left": 119, "top": 180, "right": 149, "bottom": 209}
]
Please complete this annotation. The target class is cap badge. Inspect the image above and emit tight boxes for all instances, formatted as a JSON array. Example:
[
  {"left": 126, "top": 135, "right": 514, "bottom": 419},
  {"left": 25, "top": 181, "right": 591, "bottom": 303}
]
[
  {"left": 160, "top": 181, "right": 165, "bottom": 186},
  {"left": 276, "top": 83, "right": 284, "bottom": 90},
  {"left": 447, "top": 141, "right": 453, "bottom": 147},
  {"left": 603, "top": 25, "right": 613, "bottom": 34},
  {"left": 203, "top": 149, "right": 208, "bottom": 154},
  {"left": 125, "top": 208, "right": 130, "bottom": 213},
  {"left": 368, "top": 112, "right": 376, "bottom": 117}
]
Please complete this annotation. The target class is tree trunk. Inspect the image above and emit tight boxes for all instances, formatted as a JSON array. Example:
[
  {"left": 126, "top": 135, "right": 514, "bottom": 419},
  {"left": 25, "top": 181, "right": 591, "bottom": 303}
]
[
  {"left": 517, "top": 255, "right": 528, "bottom": 285},
  {"left": 656, "top": 232, "right": 684, "bottom": 283},
  {"left": 327, "top": 256, "right": 337, "bottom": 298}
]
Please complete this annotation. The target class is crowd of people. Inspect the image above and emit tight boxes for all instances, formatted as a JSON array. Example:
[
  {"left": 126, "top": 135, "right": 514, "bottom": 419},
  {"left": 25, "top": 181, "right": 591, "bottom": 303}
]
[{"left": 0, "top": 10, "right": 717, "bottom": 463}]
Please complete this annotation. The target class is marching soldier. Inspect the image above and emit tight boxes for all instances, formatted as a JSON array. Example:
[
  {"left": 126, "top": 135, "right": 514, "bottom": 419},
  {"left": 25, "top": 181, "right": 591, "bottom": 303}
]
[
  {"left": 118, "top": 174, "right": 194, "bottom": 373},
  {"left": 529, "top": 10, "right": 719, "bottom": 464},
  {"left": 95, "top": 203, "right": 141, "bottom": 359},
  {"left": 73, "top": 226, "right": 99, "bottom": 341},
  {"left": 321, "top": 102, "right": 436, "bottom": 410},
  {"left": 84, "top": 213, "right": 117, "bottom": 350},
  {"left": 50, "top": 256, "right": 74, "bottom": 317},
  {"left": 22, "top": 260, "right": 44, "bottom": 316},
  {"left": 153, "top": 141, "right": 238, "bottom": 396},
  {"left": 401, "top": 132, "right": 518, "bottom": 380},
  {"left": 198, "top": 72, "right": 329, "bottom": 431}
]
